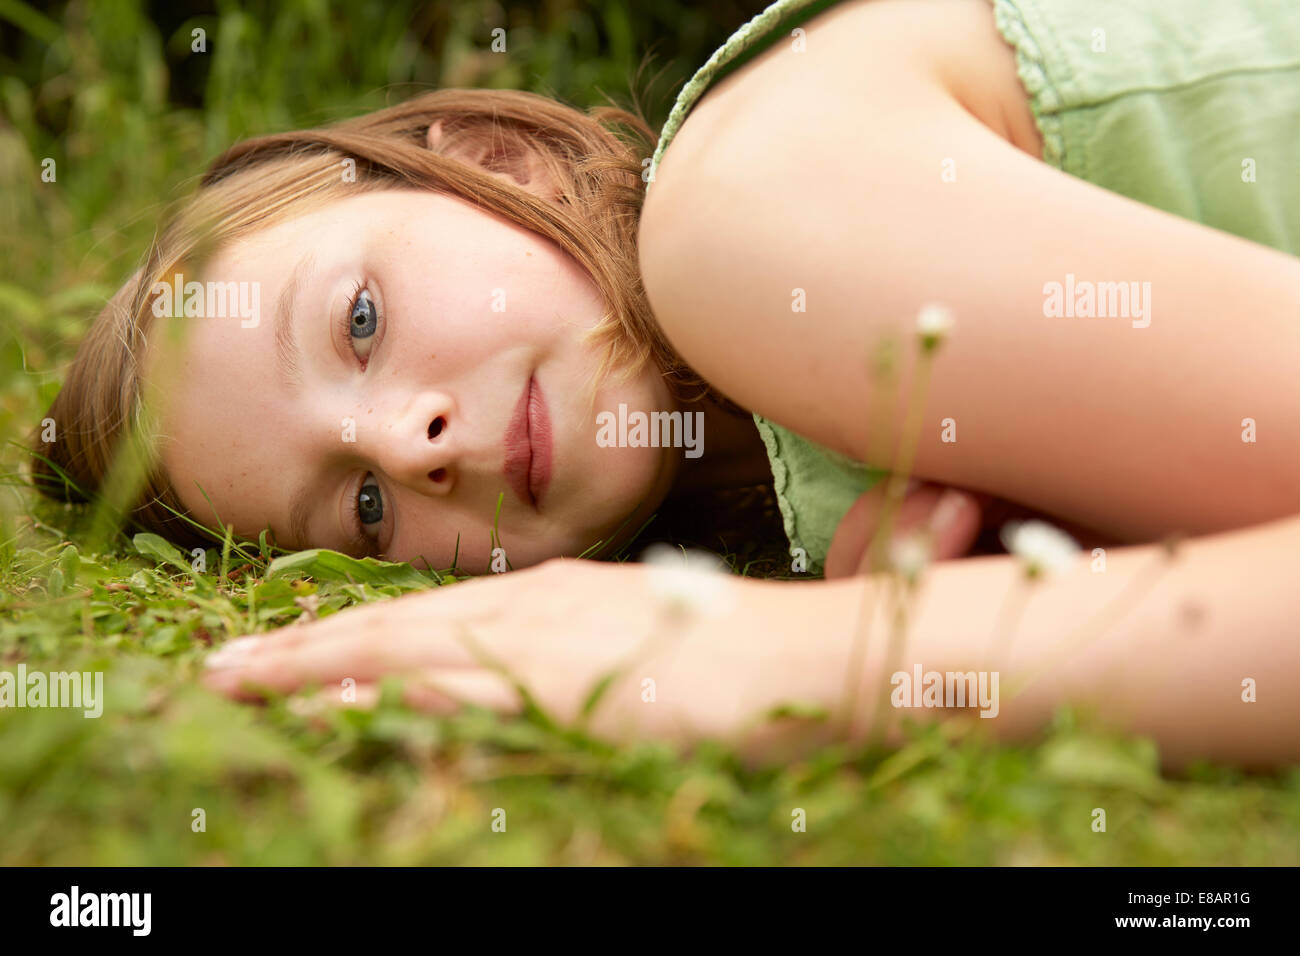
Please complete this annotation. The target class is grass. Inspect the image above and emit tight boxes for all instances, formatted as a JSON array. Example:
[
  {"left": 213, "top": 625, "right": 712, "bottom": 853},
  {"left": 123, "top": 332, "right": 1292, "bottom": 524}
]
[{"left": 3, "top": 0, "right": 1299, "bottom": 865}]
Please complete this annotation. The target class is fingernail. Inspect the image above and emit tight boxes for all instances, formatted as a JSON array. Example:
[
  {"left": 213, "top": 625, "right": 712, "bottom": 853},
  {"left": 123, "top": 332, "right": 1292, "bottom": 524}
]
[
  {"left": 205, "top": 635, "right": 262, "bottom": 669},
  {"left": 930, "top": 490, "right": 974, "bottom": 534}
]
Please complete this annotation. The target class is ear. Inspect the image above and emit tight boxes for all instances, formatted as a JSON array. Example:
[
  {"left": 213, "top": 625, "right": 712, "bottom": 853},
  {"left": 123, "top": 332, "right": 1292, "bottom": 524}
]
[
  {"left": 424, "top": 119, "right": 450, "bottom": 151},
  {"left": 425, "top": 120, "right": 563, "bottom": 203}
]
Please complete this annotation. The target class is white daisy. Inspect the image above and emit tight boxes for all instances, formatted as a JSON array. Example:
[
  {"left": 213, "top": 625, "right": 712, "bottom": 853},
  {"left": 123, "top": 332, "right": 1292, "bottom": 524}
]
[
  {"left": 889, "top": 532, "right": 933, "bottom": 583},
  {"left": 916, "top": 304, "right": 955, "bottom": 351},
  {"left": 640, "top": 543, "right": 734, "bottom": 618},
  {"left": 1000, "top": 520, "right": 1081, "bottom": 578}
]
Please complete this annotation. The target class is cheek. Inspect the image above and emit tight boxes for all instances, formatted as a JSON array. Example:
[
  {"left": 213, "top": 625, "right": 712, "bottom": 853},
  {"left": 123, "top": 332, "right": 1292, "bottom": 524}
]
[
  {"left": 582, "top": 439, "right": 670, "bottom": 508},
  {"left": 388, "top": 503, "right": 499, "bottom": 569},
  {"left": 387, "top": 271, "right": 517, "bottom": 362}
]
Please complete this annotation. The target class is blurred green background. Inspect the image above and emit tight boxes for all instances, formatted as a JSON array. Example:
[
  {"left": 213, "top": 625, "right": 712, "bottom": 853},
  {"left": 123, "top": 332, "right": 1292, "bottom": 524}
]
[{"left": 1, "top": 0, "right": 1298, "bottom": 866}]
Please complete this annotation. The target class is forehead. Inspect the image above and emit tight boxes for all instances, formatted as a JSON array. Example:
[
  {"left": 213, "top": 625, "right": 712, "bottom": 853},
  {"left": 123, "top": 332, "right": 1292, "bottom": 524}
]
[
  {"left": 144, "top": 278, "right": 298, "bottom": 541},
  {"left": 141, "top": 200, "right": 355, "bottom": 538}
]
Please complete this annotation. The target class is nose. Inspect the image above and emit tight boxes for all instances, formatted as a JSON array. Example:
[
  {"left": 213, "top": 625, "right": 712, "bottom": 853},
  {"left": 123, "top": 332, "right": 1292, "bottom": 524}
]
[{"left": 365, "top": 390, "right": 456, "bottom": 496}]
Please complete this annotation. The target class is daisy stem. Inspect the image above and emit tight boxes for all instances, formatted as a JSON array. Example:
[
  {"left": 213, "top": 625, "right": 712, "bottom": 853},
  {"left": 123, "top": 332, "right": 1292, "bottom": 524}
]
[
  {"left": 841, "top": 338, "right": 936, "bottom": 739},
  {"left": 868, "top": 573, "right": 913, "bottom": 749},
  {"left": 868, "top": 351, "right": 935, "bottom": 574}
]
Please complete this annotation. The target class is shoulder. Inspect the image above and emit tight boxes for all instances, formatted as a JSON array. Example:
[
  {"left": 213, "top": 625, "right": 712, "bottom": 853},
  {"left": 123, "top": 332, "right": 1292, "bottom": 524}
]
[
  {"left": 638, "top": 0, "right": 1039, "bottom": 334},
  {"left": 635, "top": 0, "right": 1045, "bottom": 460}
]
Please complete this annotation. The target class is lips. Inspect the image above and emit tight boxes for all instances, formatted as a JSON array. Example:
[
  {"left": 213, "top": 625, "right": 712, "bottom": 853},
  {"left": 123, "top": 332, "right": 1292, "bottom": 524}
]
[{"left": 503, "top": 374, "right": 553, "bottom": 510}]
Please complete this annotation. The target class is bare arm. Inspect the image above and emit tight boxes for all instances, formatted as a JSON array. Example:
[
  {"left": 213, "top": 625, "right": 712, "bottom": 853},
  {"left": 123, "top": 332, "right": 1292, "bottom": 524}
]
[
  {"left": 204, "top": 513, "right": 1300, "bottom": 767},
  {"left": 807, "top": 512, "right": 1300, "bottom": 769},
  {"left": 638, "top": 0, "right": 1300, "bottom": 541}
]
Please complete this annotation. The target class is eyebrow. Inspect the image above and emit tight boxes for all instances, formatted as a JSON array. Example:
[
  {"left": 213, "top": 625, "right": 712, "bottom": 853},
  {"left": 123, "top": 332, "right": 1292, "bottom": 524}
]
[{"left": 274, "top": 253, "right": 317, "bottom": 391}]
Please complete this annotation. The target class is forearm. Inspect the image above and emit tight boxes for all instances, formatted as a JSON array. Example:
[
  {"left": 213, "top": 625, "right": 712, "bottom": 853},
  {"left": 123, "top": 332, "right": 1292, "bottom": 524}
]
[
  {"left": 200, "top": 520, "right": 1300, "bottom": 769},
  {"left": 746, "top": 513, "right": 1300, "bottom": 767}
]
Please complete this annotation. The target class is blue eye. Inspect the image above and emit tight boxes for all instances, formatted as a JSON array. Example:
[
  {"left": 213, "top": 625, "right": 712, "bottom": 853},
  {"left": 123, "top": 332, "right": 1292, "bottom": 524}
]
[
  {"left": 342, "top": 285, "right": 381, "bottom": 366},
  {"left": 356, "top": 478, "right": 383, "bottom": 527},
  {"left": 350, "top": 289, "right": 378, "bottom": 339}
]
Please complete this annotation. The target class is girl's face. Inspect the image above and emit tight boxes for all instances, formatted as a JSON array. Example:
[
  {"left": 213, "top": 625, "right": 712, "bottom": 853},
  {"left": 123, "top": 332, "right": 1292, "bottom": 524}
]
[{"left": 148, "top": 188, "right": 680, "bottom": 571}]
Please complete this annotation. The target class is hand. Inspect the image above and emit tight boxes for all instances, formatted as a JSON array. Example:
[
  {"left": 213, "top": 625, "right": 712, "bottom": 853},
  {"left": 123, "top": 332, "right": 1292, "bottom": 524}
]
[
  {"left": 201, "top": 557, "right": 843, "bottom": 753},
  {"left": 825, "top": 481, "right": 1115, "bottom": 579},
  {"left": 825, "top": 482, "right": 986, "bottom": 578}
]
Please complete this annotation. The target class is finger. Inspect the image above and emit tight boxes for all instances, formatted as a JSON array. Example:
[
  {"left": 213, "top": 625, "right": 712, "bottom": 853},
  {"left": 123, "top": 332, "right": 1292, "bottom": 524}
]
[
  {"left": 288, "top": 669, "right": 523, "bottom": 716},
  {"left": 258, "top": 578, "right": 508, "bottom": 650},
  {"left": 926, "top": 487, "right": 985, "bottom": 559},
  {"left": 219, "top": 558, "right": 575, "bottom": 667},
  {"left": 288, "top": 680, "right": 383, "bottom": 718},
  {"left": 201, "top": 574, "right": 529, "bottom": 680},
  {"left": 825, "top": 481, "right": 983, "bottom": 578},
  {"left": 201, "top": 619, "right": 498, "bottom": 698},
  {"left": 405, "top": 669, "right": 523, "bottom": 714}
]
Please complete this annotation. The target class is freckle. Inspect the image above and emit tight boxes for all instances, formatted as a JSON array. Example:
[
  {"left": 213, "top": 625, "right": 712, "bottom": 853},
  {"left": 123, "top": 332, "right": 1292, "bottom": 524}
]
[
  {"left": 1180, "top": 601, "right": 1207, "bottom": 631},
  {"left": 368, "top": 408, "right": 373, "bottom": 413}
]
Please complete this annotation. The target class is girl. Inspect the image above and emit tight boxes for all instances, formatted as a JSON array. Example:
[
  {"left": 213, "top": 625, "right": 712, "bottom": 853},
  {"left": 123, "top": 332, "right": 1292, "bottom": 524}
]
[{"left": 32, "top": 0, "right": 1300, "bottom": 764}]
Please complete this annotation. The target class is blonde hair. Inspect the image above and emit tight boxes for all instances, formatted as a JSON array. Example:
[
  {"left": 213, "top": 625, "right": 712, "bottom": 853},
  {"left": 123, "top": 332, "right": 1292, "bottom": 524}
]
[{"left": 30, "top": 88, "right": 723, "bottom": 550}]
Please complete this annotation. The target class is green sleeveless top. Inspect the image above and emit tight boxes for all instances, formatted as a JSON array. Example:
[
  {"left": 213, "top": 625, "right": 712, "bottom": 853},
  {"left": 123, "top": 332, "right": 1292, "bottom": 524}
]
[{"left": 648, "top": 0, "right": 1300, "bottom": 575}]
